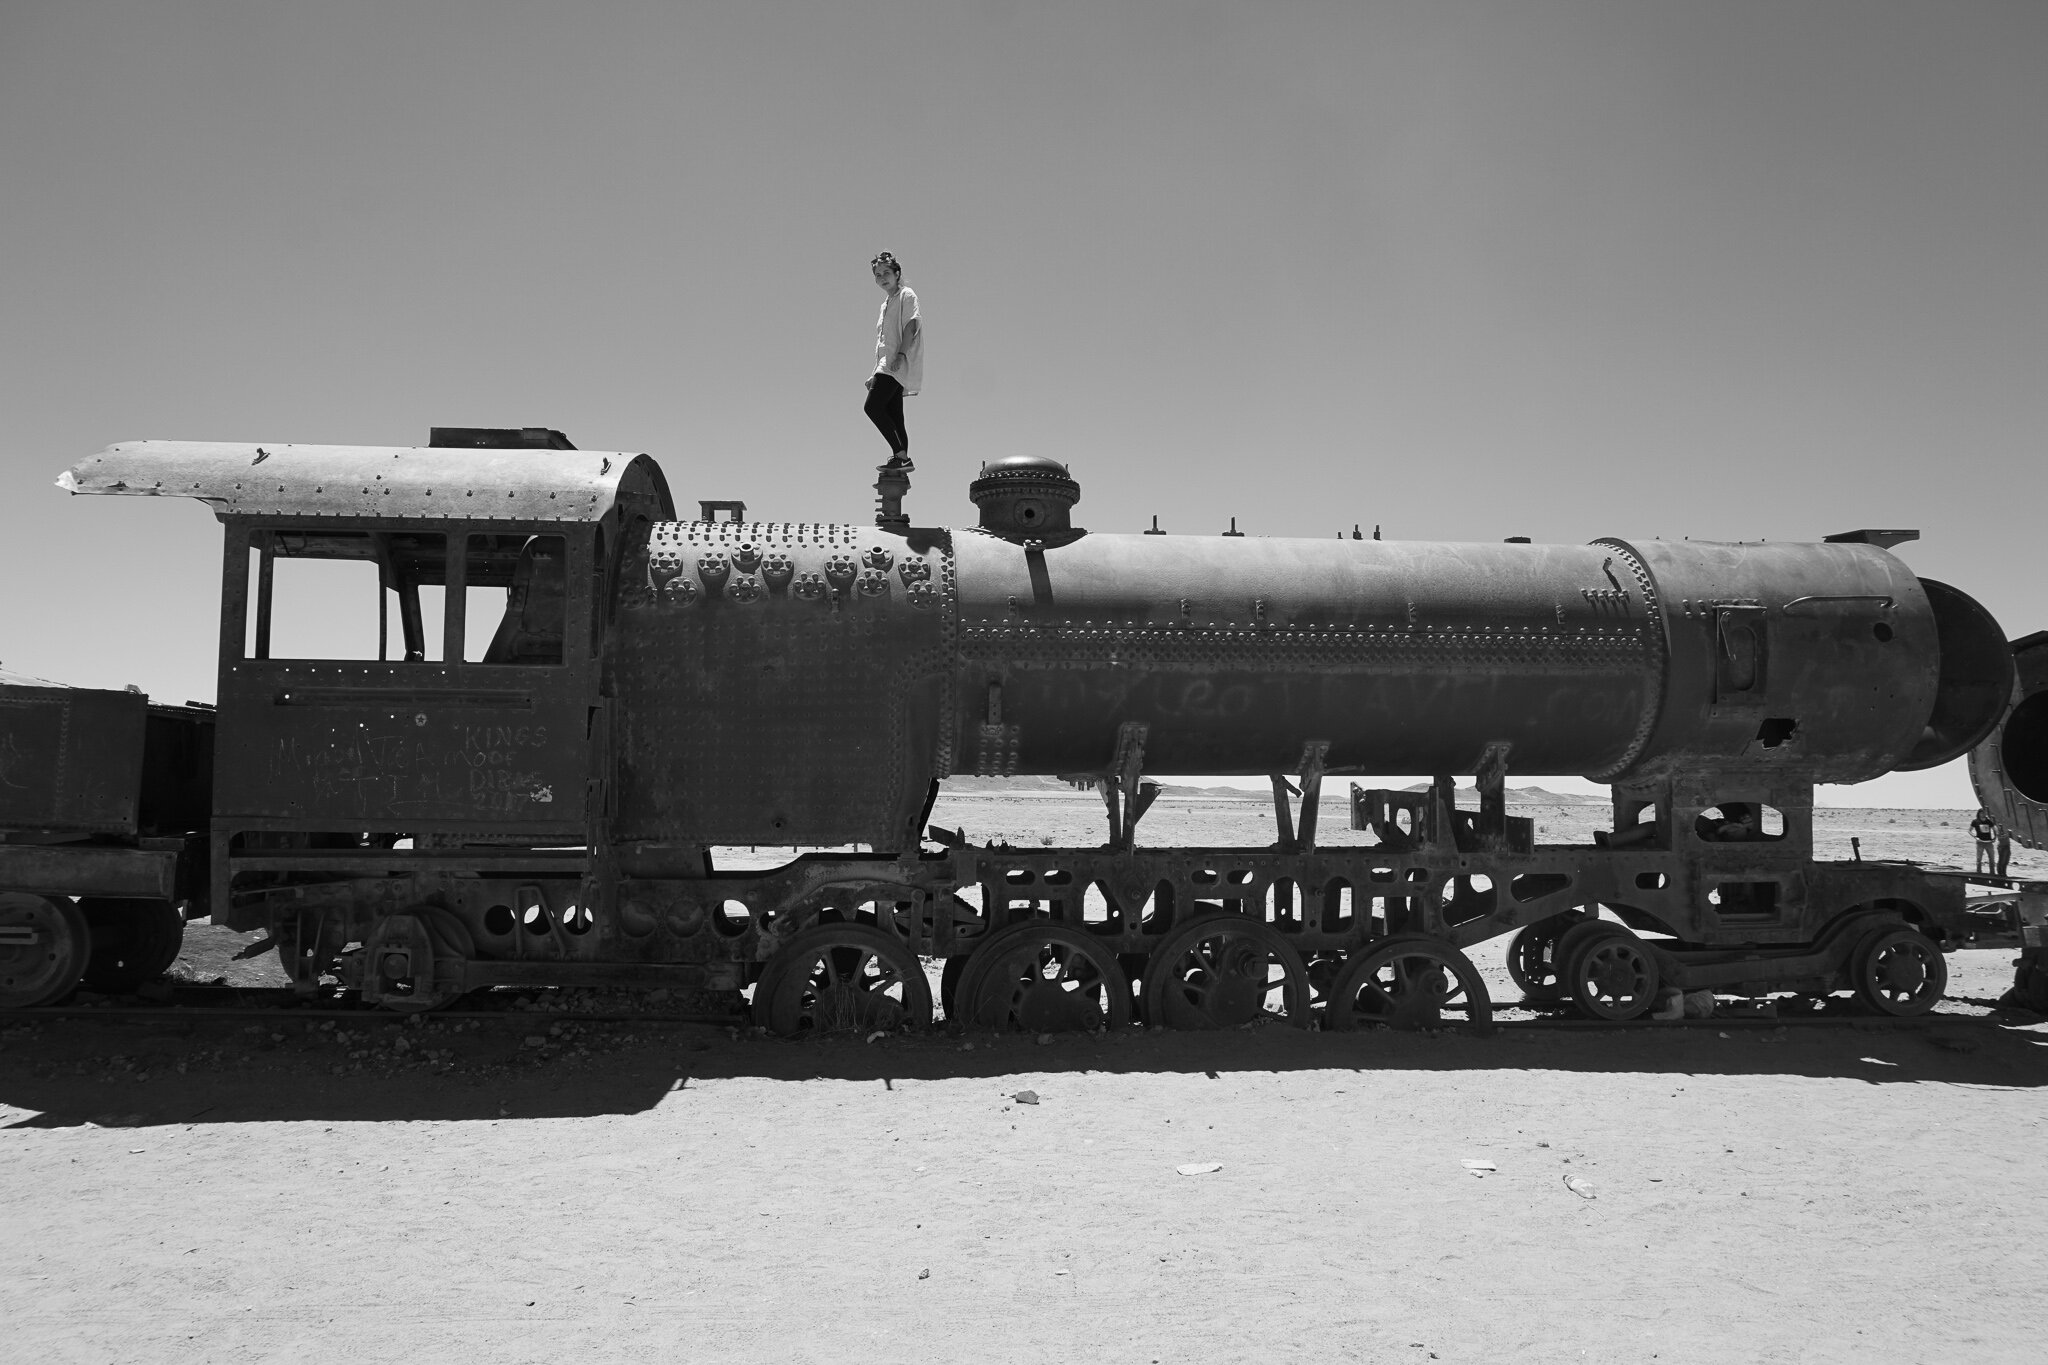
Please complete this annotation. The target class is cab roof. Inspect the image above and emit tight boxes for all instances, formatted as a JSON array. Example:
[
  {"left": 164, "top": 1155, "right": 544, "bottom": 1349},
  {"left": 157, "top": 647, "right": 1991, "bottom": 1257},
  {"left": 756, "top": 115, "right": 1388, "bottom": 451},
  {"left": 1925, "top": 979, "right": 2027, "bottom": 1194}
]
[{"left": 57, "top": 440, "right": 673, "bottom": 523}]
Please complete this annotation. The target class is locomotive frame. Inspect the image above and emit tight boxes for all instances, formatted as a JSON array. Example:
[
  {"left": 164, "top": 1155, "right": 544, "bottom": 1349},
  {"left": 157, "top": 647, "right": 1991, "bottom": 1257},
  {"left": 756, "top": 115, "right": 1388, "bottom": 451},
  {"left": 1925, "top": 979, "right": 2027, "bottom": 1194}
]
[{"left": 5, "top": 431, "right": 2033, "bottom": 1027}]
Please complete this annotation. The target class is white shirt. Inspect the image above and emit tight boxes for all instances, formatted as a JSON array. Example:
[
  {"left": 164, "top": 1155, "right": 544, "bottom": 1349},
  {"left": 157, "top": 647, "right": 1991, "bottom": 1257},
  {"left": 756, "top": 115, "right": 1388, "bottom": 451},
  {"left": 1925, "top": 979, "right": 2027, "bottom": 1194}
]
[{"left": 873, "top": 286, "right": 923, "bottom": 395}]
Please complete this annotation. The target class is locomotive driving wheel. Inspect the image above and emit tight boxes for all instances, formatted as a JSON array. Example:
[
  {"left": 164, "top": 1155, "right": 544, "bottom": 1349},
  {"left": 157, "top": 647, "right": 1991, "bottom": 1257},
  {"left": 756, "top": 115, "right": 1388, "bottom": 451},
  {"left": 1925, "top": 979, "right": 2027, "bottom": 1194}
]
[
  {"left": 0, "top": 892, "right": 91, "bottom": 1009},
  {"left": 1504, "top": 910, "right": 1587, "bottom": 1003},
  {"left": 754, "top": 924, "right": 933, "bottom": 1037},
  {"left": 956, "top": 921, "right": 1131, "bottom": 1033},
  {"left": 1326, "top": 935, "right": 1492, "bottom": 1031},
  {"left": 1140, "top": 915, "right": 1310, "bottom": 1029},
  {"left": 1562, "top": 924, "right": 1660, "bottom": 1022},
  {"left": 1850, "top": 927, "right": 1946, "bottom": 1017}
]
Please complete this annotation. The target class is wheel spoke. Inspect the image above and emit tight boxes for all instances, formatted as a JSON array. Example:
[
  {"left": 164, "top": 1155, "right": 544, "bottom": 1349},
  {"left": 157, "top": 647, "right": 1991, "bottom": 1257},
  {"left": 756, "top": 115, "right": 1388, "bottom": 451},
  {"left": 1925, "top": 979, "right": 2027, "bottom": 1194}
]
[
  {"left": 1356, "top": 976, "right": 1399, "bottom": 1015},
  {"left": 862, "top": 951, "right": 893, "bottom": 989}
]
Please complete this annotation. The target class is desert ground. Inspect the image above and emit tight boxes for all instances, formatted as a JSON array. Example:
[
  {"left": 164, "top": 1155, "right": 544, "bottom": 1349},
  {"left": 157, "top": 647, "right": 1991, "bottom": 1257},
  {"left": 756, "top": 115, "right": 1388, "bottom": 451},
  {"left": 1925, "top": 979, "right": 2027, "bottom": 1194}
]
[{"left": 3, "top": 790, "right": 2044, "bottom": 1364}]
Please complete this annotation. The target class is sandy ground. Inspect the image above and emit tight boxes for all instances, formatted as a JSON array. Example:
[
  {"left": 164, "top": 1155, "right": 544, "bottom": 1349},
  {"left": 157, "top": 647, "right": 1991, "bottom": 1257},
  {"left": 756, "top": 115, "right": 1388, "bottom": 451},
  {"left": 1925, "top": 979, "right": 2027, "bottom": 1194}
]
[
  {"left": 4, "top": 1017, "right": 2046, "bottom": 1364},
  {"left": 5, "top": 795, "right": 2046, "bottom": 1364}
]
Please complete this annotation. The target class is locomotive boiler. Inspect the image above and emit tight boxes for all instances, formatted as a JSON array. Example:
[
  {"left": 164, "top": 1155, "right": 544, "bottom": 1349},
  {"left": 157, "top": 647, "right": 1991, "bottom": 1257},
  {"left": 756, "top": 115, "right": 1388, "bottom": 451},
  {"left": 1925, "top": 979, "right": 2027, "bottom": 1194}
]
[
  {"left": 616, "top": 454, "right": 2007, "bottom": 849},
  {"left": 1, "top": 434, "right": 2027, "bottom": 1031}
]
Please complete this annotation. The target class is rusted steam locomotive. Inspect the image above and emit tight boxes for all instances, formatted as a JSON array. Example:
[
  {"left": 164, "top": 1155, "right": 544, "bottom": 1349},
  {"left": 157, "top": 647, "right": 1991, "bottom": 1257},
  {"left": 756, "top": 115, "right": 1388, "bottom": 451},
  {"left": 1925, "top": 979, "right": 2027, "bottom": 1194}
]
[{"left": 2, "top": 429, "right": 2035, "bottom": 1029}]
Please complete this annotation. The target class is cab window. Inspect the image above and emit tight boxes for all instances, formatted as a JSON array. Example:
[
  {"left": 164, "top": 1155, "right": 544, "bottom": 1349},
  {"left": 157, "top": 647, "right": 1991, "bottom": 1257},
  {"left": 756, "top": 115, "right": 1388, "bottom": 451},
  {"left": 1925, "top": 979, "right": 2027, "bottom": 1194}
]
[
  {"left": 247, "top": 530, "right": 446, "bottom": 662},
  {"left": 242, "top": 529, "right": 566, "bottom": 666},
  {"left": 464, "top": 533, "right": 566, "bottom": 666}
]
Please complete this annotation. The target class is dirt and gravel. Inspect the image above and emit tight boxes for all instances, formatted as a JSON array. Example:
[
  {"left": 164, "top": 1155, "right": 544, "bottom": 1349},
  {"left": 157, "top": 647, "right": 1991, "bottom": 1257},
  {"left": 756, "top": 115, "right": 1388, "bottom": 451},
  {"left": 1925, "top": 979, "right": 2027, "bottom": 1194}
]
[{"left": 4, "top": 793, "right": 2045, "bottom": 1364}]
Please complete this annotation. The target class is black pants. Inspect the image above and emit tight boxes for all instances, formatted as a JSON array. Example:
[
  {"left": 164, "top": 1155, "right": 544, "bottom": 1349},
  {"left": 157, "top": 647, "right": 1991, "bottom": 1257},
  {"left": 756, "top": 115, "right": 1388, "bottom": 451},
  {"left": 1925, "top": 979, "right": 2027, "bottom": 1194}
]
[{"left": 864, "top": 373, "right": 907, "bottom": 456}]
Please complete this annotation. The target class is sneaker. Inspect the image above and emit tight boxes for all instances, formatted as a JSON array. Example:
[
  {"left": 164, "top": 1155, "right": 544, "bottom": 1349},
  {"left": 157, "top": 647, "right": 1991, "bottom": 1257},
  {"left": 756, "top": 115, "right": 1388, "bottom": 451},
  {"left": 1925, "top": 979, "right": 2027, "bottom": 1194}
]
[{"left": 883, "top": 452, "right": 914, "bottom": 473}]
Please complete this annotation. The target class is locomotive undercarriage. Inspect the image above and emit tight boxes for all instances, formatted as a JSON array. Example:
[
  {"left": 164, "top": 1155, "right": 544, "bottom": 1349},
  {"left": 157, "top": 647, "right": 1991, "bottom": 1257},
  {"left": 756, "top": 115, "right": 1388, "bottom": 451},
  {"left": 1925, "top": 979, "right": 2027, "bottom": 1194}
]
[{"left": 233, "top": 775, "right": 1965, "bottom": 1029}]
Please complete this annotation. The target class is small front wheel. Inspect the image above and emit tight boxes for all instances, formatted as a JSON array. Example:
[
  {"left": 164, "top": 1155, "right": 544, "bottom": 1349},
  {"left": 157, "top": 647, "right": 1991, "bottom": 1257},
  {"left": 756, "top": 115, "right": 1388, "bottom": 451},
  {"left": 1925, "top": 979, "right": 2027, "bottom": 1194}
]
[
  {"left": 1852, "top": 927, "right": 1946, "bottom": 1017},
  {"left": 1565, "top": 927, "right": 1661, "bottom": 1022}
]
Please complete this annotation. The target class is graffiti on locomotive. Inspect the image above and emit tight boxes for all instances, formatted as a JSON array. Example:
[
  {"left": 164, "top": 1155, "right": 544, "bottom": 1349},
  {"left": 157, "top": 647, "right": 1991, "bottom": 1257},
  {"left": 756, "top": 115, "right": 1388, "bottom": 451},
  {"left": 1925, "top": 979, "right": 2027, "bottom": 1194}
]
[{"left": 274, "top": 721, "right": 555, "bottom": 816}]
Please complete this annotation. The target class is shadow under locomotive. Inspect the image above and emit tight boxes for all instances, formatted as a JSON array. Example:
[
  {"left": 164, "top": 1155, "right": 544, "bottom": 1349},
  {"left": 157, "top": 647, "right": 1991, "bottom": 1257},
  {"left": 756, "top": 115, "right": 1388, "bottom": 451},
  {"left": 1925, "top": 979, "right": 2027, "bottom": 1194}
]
[{"left": 5, "top": 1009, "right": 2045, "bottom": 1131}]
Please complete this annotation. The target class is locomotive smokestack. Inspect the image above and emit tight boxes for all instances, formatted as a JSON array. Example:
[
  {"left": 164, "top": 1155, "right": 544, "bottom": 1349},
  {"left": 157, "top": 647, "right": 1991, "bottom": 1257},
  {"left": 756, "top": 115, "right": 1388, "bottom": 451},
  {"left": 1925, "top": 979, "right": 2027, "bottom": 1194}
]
[{"left": 970, "top": 453, "right": 1080, "bottom": 541}]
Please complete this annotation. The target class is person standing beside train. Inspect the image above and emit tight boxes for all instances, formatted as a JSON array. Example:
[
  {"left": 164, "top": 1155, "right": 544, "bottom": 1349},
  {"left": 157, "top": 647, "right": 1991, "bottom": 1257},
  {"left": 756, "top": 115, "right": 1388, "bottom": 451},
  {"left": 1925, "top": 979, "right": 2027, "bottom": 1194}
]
[
  {"left": 1970, "top": 808, "right": 1997, "bottom": 873},
  {"left": 863, "top": 251, "right": 922, "bottom": 471}
]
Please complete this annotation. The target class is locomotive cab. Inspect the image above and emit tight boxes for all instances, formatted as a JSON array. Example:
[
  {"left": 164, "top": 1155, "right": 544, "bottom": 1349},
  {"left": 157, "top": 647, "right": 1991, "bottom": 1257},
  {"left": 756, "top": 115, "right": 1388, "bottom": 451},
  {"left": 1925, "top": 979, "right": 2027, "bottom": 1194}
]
[
  {"left": 57, "top": 436, "right": 674, "bottom": 949},
  {"left": 221, "top": 521, "right": 597, "bottom": 835}
]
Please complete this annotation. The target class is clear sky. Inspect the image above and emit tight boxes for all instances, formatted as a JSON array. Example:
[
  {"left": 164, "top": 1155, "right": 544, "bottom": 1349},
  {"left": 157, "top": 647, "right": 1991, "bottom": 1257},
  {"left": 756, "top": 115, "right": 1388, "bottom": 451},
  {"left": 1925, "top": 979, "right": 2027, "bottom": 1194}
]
[{"left": 3, "top": 0, "right": 2043, "bottom": 806}]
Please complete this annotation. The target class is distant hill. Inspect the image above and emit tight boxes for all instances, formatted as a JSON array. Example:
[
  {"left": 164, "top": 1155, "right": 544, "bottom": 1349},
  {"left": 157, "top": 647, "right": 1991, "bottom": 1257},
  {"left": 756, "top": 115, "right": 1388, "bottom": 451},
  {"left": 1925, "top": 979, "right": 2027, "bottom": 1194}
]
[{"left": 1511, "top": 787, "right": 1610, "bottom": 805}]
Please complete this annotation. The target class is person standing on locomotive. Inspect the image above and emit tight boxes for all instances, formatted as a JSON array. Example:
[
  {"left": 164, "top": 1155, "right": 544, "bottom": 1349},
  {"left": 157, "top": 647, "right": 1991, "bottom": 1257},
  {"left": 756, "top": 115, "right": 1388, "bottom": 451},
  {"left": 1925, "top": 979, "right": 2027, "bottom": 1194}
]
[{"left": 863, "top": 251, "right": 922, "bottom": 471}]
